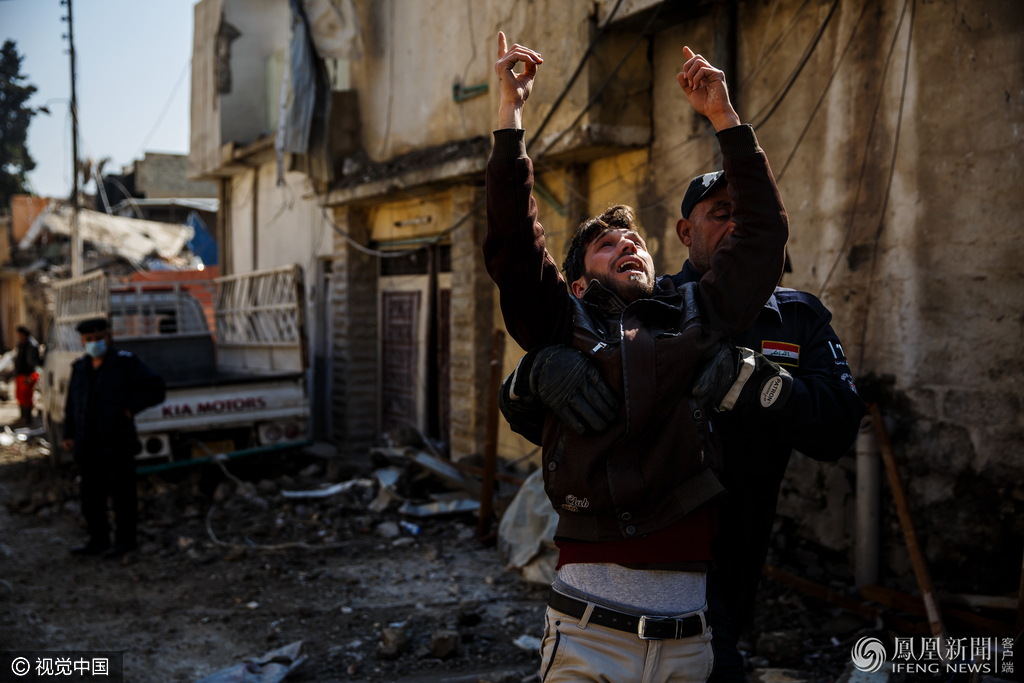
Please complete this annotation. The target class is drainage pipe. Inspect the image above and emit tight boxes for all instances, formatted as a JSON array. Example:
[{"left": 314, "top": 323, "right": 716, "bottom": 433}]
[{"left": 855, "top": 415, "right": 880, "bottom": 587}]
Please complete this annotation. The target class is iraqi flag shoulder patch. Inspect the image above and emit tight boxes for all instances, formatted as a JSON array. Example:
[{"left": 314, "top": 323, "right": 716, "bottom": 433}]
[{"left": 762, "top": 340, "right": 800, "bottom": 367}]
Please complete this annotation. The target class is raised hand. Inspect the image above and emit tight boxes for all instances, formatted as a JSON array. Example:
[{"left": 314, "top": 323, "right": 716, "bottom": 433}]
[
  {"left": 676, "top": 46, "right": 740, "bottom": 131},
  {"left": 495, "top": 31, "right": 543, "bottom": 129}
]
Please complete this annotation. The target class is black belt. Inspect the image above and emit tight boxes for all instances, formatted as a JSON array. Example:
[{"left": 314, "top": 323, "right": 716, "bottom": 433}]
[{"left": 548, "top": 591, "right": 706, "bottom": 640}]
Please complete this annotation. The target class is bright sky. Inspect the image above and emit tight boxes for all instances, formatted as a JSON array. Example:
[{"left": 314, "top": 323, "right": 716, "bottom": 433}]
[{"left": 1, "top": 0, "right": 197, "bottom": 198}]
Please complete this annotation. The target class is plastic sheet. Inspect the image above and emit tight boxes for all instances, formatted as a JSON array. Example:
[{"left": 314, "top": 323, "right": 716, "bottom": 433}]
[{"left": 496, "top": 469, "right": 559, "bottom": 585}]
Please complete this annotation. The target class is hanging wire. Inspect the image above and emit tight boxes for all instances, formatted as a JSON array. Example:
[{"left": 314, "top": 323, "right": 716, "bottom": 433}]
[
  {"left": 855, "top": 0, "right": 917, "bottom": 376},
  {"left": 818, "top": 0, "right": 913, "bottom": 298},
  {"left": 776, "top": 2, "right": 870, "bottom": 182},
  {"left": 524, "top": 0, "right": 628, "bottom": 152},
  {"left": 749, "top": 0, "right": 841, "bottom": 130},
  {"left": 738, "top": 0, "right": 815, "bottom": 90},
  {"left": 535, "top": 1, "right": 666, "bottom": 160},
  {"left": 320, "top": 196, "right": 484, "bottom": 259}
]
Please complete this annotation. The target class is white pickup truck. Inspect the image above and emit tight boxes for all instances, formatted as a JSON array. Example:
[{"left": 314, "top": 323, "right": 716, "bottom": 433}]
[{"left": 42, "top": 265, "right": 310, "bottom": 466}]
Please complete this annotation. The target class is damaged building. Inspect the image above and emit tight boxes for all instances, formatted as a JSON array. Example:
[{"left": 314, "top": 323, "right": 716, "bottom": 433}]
[{"left": 186, "top": 0, "right": 1024, "bottom": 595}]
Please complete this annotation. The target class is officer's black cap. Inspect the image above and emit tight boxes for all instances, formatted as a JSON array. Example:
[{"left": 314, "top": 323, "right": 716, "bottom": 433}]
[
  {"left": 680, "top": 171, "right": 728, "bottom": 219},
  {"left": 16, "top": 325, "right": 30, "bottom": 335},
  {"left": 76, "top": 318, "right": 108, "bottom": 334}
]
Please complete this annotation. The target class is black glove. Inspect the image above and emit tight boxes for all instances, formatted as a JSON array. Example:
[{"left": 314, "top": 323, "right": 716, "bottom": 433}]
[
  {"left": 691, "top": 343, "right": 793, "bottom": 413},
  {"left": 499, "top": 371, "right": 546, "bottom": 447},
  {"left": 508, "top": 345, "right": 620, "bottom": 435}
]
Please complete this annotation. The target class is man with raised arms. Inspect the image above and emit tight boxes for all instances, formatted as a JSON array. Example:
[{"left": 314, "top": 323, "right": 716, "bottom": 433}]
[{"left": 485, "top": 31, "right": 789, "bottom": 682}]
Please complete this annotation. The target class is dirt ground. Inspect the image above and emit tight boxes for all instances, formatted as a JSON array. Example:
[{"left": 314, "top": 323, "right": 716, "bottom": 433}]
[{"left": 1, "top": 395, "right": 1007, "bottom": 683}]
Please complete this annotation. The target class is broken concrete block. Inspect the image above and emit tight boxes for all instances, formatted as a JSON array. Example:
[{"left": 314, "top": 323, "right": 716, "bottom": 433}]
[
  {"left": 299, "top": 463, "right": 323, "bottom": 478},
  {"left": 257, "top": 479, "right": 279, "bottom": 495},
  {"left": 512, "top": 634, "right": 541, "bottom": 653},
  {"left": 757, "top": 630, "right": 803, "bottom": 666},
  {"left": 376, "top": 521, "right": 400, "bottom": 538},
  {"left": 376, "top": 625, "right": 408, "bottom": 659},
  {"left": 429, "top": 630, "right": 460, "bottom": 659},
  {"left": 836, "top": 660, "right": 890, "bottom": 683},
  {"left": 750, "top": 670, "right": 809, "bottom": 683},
  {"left": 478, "top": 671, "right": 523, "bottom": 683},
  {"left": 213, "top": 481, "right": 234, "bottom": 503}
]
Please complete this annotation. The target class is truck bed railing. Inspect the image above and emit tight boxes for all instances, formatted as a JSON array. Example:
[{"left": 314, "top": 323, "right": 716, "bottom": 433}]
[{"left": 214, "top": 264, "right": 308, "bottom": 373}]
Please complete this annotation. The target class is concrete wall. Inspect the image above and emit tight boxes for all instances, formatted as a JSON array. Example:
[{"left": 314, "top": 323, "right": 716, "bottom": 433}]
[
  {"left": 191, "top": 0, "right": 1024, "bottom": 590},
  {"left": 221, "top": 0, "right": 291, "bottom": 146},
  {"left": 135, "top": 153, "right": 218, "bottom": 199},
  {"left": 347, "top": 0, "right": 598, "bottom": 161},
  {"left": 628, "top": 0, "right": 1023, "bottom": 592}
]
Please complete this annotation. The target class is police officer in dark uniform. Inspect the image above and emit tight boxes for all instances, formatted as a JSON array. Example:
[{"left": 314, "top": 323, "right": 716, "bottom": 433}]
[
  {"left": 62, "top": 318, "right": 165, "bottom": 558},
  {"left": 500, "top": 171, "right": 865, "bottom": 683}
]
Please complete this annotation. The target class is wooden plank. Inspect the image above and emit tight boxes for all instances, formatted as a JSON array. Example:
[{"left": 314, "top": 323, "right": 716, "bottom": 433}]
[
  {"left": 861, "top": 584, "right": 1012, "bottom": 636},
  {"left": 478, "top": 329, "right": 504, "bottom": 541},
  {"left": 453, "top": 461, "right": 525, "bottom": 487},
  {"left": 867, "top": 403, "right": 948, "bottom": 649},
  {"left": 762, "top": 564, "right": 880, "bottom": 620},
  {"left": 437, "top": 288, "right": 451, "bottom": 440},
  {"left": 940, "top": 594, "right": 1018, "bottom": 612}
]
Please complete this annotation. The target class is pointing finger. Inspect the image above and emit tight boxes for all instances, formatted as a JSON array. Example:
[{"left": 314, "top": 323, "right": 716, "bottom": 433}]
[
  {"left": 509, "top": 44, "right": 543, "bottom": 63},
  {"left": 498, "top": 31, "right": 507, "bottom": 59}
]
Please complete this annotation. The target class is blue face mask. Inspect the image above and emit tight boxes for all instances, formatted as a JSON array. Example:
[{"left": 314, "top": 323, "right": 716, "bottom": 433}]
[{"left": 85, "top": 339, "right": 107, "bottom": 358}]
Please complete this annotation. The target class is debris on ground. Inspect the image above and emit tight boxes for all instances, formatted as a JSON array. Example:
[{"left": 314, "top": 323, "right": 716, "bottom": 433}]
[
  {"left": 3, "top": 421, "right": 1013, "bottom": 683},
  {"left": 194, "top": 640, "right": 307, "bottom": 683}
]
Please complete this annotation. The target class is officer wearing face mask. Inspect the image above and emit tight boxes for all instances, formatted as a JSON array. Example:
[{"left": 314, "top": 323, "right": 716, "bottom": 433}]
[{"left": 62, "top": 318, "right": 165, "bottom": 558}]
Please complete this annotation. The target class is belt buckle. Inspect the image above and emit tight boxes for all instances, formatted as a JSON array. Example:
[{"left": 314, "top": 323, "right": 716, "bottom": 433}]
[{"left": 637, "top": 615, "right": 665, "bottom": 641}]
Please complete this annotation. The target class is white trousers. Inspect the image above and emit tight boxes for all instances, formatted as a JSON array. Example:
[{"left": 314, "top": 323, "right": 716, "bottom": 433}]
[{"left": 539, "top": 606, "right": 715, "bottom": 683}]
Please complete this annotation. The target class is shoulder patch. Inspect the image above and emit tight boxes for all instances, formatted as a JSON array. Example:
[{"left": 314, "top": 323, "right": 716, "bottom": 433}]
[
  {"left": 117, "top": 350, "right": 134, "bottom": 358},
  {"left": 828, "top": 341, "right": 858, "bottom": 394},
  {"left": 762, "top": 340, "right": 799, "bottom": 367},
  {"left": 773, "top": 288, "right": 828, "bottom": 314}
]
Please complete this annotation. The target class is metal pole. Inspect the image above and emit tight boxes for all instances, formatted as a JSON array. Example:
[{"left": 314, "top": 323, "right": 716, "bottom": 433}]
[
  {"left": 65, "top": 0, "right": 83, "bottom": 277},
  {"left": 855, "top": 415, "right": 880, "bottom": 587}
]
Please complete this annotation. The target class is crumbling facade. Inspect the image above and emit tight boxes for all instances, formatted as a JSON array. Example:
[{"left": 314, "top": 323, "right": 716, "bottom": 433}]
[{"left": 189, "top": 0, "right": 1024, "bottom": 591}]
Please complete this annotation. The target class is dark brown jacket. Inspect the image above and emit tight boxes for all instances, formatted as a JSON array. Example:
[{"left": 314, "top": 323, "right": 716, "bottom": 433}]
[{"left": 484, "top": 125, "right": 788, "bottom": 543}]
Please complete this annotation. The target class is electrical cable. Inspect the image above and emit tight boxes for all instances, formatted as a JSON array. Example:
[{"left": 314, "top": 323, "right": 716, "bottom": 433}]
[
  {"left": 855, "top": 0, "right": 916, "bottom": 376},
  {"left": 750, "top": 0, "right": 782, "bottom": 79},
  {"left": 776, "top": 2, "right": 869, "bottom": 182},
  {"left": 738, "top": 0, "right": 814, "bottom": 90},
  {"left": 818, "top": 0, "right": 912, "bottom": 298},
  {"left": 531, "top": 0, "right": 832, "bottom": 215},
  {"left": 749, "top": 0, "right": 840, "bottom": 130},
  {"left": 320, "top": 196, "right": 484, "bottom": 259},
  {"left": 535, "top": 0, "right": 666, "bottom": 160},
  {"left": 134, "top": 58, "right": 192, "bottom": 159},
  {"left": 524, "top": 0, "right": 627, "bottom": 152}
]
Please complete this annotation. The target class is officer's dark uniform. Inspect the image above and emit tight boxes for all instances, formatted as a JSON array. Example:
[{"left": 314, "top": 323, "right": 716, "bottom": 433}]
[
  {"left": 670, "top": 260, "right": 865, "bottom": 683},
  {"left": 64, "top": 346, "right": 165, "bottom": 552}
]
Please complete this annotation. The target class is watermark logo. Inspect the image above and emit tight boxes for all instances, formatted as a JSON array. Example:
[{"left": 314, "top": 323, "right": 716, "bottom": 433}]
[
  {"left": 852, "top": 637, "right": 886, "bottom": 673},
  {"left": 10, "top": 657, "right": 30, "bottom": 676},
  {"left": 847, "top": 637, "right": 1014, "bottom": 676},
  {"left": 2, "top": 651, "right": 122, "bottom": 680}
]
